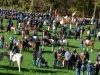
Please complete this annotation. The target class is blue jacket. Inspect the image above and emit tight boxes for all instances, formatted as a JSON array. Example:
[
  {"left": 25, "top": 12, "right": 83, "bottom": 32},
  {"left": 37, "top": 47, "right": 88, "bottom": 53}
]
[{"left": 86, "top": 62, "right": 93, "bottom": 72}]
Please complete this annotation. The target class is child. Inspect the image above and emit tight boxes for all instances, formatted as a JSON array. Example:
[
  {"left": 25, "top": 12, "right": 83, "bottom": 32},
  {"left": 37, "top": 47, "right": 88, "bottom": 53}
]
[{"left": 5, "top": 42, "right": 8, "bottom": 50}]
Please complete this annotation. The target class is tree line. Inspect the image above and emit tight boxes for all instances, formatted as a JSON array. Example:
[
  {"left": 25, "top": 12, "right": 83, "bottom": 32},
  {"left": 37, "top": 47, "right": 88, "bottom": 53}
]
[{"left": 0, "top": 0, "right": 100, "bottom": 18}]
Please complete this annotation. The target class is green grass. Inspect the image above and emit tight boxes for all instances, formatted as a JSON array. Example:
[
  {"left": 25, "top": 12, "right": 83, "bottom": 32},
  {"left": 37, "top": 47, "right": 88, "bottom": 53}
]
[{"left": 0, "top": 19, "right": 100, "bottom": 75}]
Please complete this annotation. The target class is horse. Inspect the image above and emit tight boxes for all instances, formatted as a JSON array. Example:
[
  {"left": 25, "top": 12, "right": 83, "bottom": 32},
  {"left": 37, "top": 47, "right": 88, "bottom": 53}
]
[
  {"left": 83, "top": 38, "right": 94, "bottom": 52},
  {"left": 40, "top": 37, "right": 55, "bottom": 51},
  {"left": 71, "top": 31, "right": 80, "bottom": 40},
  {"left": 16, "top": 40, "right": 23, "bottom": 53},
  {"left": 21, "top": 28, "right": 25, "bottom": 38},
  {"left": 28, "top": 41, "right": 36, "bottom": 50},
  {"left": 10, "top": 26, "right": 17, "bottom": 34},
  {"left": 0, "top": 52, "right": 9, "bottom": 61},
  {"left": 60, "top": 15, "right": 78, "bottom": 26},
  {"left": 0, "top": 51, "right": 23, "bottom": 72},
  {"left": 58, "top": 39, "right": 69, "bottom": 47},
  {"left": 9, "top": 51, "right": 23, "bottom": 72}
]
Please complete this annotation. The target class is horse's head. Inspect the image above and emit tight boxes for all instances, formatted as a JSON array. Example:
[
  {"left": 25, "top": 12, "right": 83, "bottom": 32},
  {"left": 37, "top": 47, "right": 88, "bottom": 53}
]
[{"left": 0, "top": 52, "right": 10, "bottom": 61}]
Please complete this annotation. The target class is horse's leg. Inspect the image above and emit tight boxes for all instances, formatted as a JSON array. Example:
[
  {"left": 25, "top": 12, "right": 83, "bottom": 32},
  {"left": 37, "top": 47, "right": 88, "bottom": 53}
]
[
  {"left": 17, "top": 60, "right": 21, "bottom": 72},
  {"left": 14, "top": 29, "right": 16, "bottom": 34},
  {"left": 90, "top": 45, "right": 93, "bottom": 52},
  {"left": 52, "top": 44, "right": 54, "bottom": 51},
  {"left": 42, "top": 44, "right": 44, "bottom": 51},
  {"left": 87, "top": 47, "right": 88, "bottom": 51}
]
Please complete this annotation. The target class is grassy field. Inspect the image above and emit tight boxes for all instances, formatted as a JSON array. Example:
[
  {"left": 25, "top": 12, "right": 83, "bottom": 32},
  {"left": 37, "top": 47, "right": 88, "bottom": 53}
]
[{"left": 0, "top": 19, "right": 100, "bottom": 75}]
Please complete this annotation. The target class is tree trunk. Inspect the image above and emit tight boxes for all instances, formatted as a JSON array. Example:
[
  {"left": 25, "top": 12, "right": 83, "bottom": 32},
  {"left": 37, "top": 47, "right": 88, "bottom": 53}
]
[{"left": 92, "top": 4, "right": 96, "bottom": 19}]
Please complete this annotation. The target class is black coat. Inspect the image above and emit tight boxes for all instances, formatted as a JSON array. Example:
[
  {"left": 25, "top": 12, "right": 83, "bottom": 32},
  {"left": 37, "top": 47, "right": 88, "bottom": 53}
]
[{"left": 33, "top": 50, "right": 37, "bottom": 60}]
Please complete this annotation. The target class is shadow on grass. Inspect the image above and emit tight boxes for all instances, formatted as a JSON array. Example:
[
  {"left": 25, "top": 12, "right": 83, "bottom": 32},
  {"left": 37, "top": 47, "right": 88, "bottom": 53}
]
[
  {"left": 0, "top": 65, "right": 29, "bottom": 72},
  {"left": 43, "top": 50, "right": 53, "bottom": 53},
  {"left": 69, "top": 45, "right": 79, "bottom": 48},
  {"left": 94, "top": 49, "right": 100, "bottom": 52},
  {"left": 31, "top": 68, "right": 67, "bottom": 73},
  {"left": 0, "top": 73, "right": 20, "bottom": 75}
]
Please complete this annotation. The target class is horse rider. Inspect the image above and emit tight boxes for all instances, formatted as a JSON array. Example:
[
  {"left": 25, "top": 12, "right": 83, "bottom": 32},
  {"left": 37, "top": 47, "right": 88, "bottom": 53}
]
[
  {"left": 12, "top": 43, "right": 19, "bottom": 54},
  {"left": 23, "top": 37, "right": 29, "bottom": 51}
]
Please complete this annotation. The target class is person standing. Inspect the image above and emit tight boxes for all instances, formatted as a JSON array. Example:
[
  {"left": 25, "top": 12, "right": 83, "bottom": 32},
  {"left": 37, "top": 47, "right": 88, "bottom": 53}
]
[
  {"left": 9, "top": 35, "right": 14, "bottom": 49},
  {"left": 53, "top": 50, "right": 58, "bottom": 68},
  {"left": 75, "top": 58, "right": 81, "bottom": 75},
  {"left": 97, "top": 31, "right": 100, "bottom": 41},
  {"left": 64, "top": 49, "right": 71, "bottom": 69},
  {"left": 33, "top": 49, "right": 37, "bottom": 66},
  {"left": 5, "top": 41, "right": 8, "bottom": 50},
  {"left": 36, "top": 48, "right": 42, "bottom": 67},
  {"left": 96, "top": 52, "right": 100, "bottom": 62},
  {"left": 1, "top": 35, "right": 5, "bottom": 49},
  {"left": 86, "top": 61, "right": 93, "bottom": 75},
  {"left": 36, "top": 39, "right": 40, "bottom": 51},
  {"left": 81, "top": 63, "right": 85, "bottom": 75},
  {"left": 94, "top": 61, "right": 100, "bottom": 75},
  {"left": 79, "top": 38, "right": 83, "bottom": 50}
]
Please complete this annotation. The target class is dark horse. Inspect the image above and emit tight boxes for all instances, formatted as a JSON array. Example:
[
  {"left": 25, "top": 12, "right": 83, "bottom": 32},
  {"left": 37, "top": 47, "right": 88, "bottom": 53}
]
[
  {"left": 72, "top": 31, "right": 80, "bottom": 40},
  {"left": 40, "top": 37, "right": 55, "bottom": 51},
  {"left": 0, "top": 52, "right": 9, "bottom": 61}
]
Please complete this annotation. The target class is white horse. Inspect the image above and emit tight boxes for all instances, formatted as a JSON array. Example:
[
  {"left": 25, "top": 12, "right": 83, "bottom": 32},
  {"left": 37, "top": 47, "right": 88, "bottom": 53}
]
[{"left": 9, "top": 51, "right": 23, "bottom": 72}]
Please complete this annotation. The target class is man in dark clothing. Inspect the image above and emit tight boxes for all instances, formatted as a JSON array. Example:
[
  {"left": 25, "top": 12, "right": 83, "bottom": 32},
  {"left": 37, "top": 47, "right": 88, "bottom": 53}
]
[
  {"left": 33, "top": 49, "right": 37, "bottom": 66},
  {"left": 36, "top": 39, "right": 40, "bottom": 51},
  {"left": 23, "top": 38, "right": 29, "bottom": 51},
  {"left": 36, "top": 48, "right": 42, "bottom": 67},
  {"left": 25, "top": 28, "right": 29, "bottom": 35},
  {"left": 96, "top": 52, "right": 100, "bottom": 62},
  {"left": 86, "top": 34, "right": 91, "bottom": 40},
  {"left": 12, "top": 43, "right": 19, "bottom": 54},
  {"left": 75, "top": 58, "right": 81, "bottom": 75},
  {"left": 6, "top": 20, "right": 11, "bottom": 33},
  {"left": 53, "top": 50, "right": 58, "bottom": 68}
]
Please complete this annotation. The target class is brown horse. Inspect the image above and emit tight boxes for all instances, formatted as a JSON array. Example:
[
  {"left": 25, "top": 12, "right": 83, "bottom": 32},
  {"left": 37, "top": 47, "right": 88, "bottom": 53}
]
[
  {"left": 28, "top": 41, "right": 36, "bottom": 49},
  {"left": 83, "top": 38, "right": 94, "bottom": 52},
  {"left": 60, "top": 16, "right": 78, "bottom": 26},
  {"left": 40, "top": 37, "right": 55, "bottom": 51},
  {"left": 21, "top": 28, "right": 25, "bottom": 38},
  {"left": 10, "top": 26, "right": 17, "bottom": 34},
  {"left": 16, "top": 40, "right": 23, "bottom": 53}
]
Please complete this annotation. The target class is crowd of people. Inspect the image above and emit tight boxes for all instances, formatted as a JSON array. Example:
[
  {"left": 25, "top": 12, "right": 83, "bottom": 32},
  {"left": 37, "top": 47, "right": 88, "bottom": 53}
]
[{"left": 0, "top": 8, "right": 100, "bottom": 75}]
